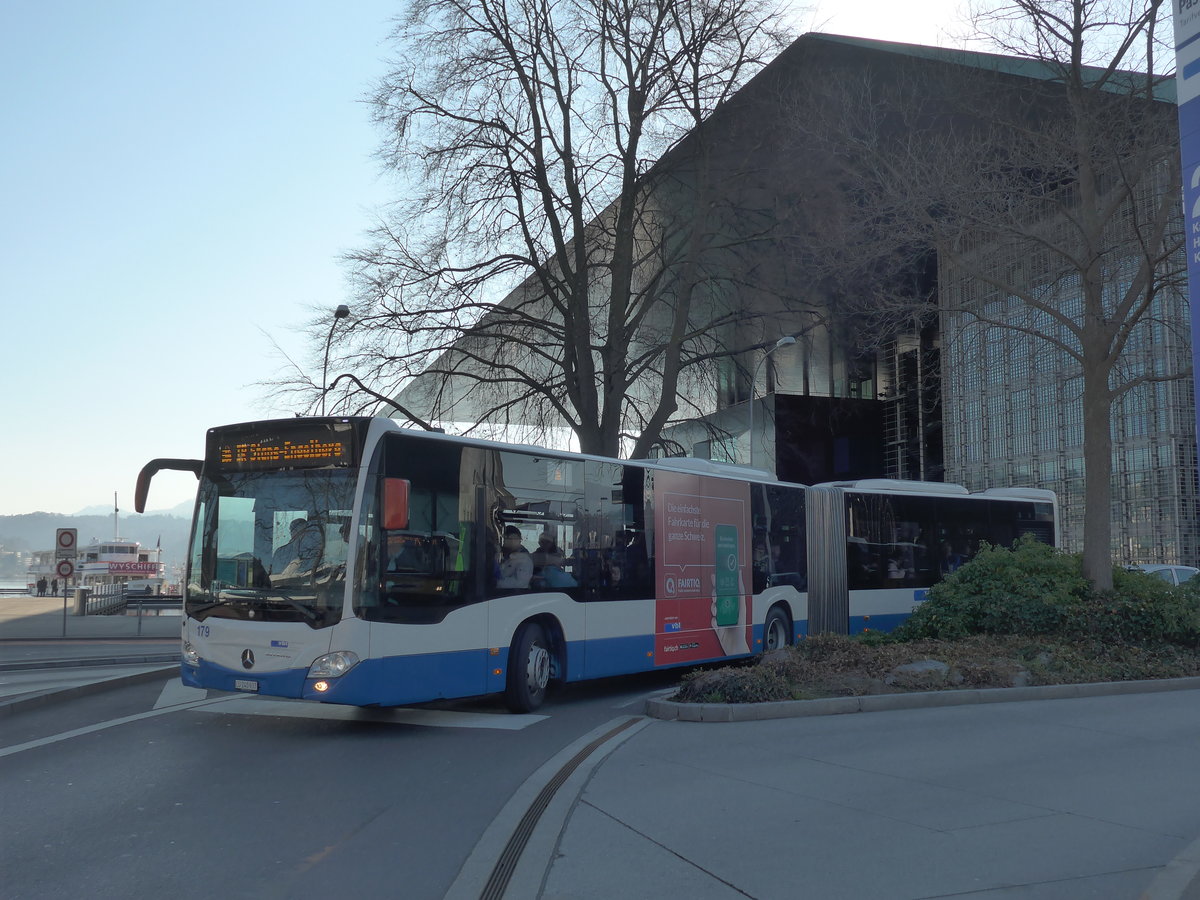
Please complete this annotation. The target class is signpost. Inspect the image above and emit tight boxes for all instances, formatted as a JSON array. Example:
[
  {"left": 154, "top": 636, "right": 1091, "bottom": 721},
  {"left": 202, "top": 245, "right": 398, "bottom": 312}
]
[
  {"left": 55, "top": 527, "right": 77, "bottom": 635},
  {"left": 55, "top": 528, "right": 77, "bottom": 559}
]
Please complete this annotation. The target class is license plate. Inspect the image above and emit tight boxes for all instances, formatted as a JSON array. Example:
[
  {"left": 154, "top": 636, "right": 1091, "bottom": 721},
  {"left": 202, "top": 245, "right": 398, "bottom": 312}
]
[{"left": 234, "top": 679, "right": 259, "bottom": 692}]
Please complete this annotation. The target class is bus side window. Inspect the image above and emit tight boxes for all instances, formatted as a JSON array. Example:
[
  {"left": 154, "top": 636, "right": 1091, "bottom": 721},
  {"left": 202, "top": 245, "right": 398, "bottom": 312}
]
[
  {"left": 579, "top": 462, "right": 648, "bottom": 601},
  {"left": 488, "top": 453, "right": 583, "bottom": 597},
  {"left": 764, "top": 485, "right": 805, "bottom": 590},
  {"left": 354, "top": 436, "right": 479, "bottom": 623}
]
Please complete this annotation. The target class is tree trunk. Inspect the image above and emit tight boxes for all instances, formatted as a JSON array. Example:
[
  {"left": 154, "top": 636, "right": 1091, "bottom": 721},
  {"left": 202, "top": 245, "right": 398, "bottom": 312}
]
[{"left": 1081, "top": 360, "right": 1114, "bottom": 590}]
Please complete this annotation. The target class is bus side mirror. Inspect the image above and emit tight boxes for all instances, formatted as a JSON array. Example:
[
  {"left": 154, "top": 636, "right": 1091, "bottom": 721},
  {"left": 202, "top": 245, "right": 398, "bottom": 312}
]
[
  {"left": 383, "top": 478, "right": 410, "bottom": 531},
  {"left": 134, "top": 458, "right": 203, "bottom": 513}
]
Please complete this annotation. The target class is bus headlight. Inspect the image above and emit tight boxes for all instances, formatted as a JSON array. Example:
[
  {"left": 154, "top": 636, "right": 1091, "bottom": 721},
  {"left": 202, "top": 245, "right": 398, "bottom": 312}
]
[
  {"left": 182, "top": 641, "right": 200, "bottom": 667},
  {"left": 308, "top": 650, "right": 360, "bottom": 679}
]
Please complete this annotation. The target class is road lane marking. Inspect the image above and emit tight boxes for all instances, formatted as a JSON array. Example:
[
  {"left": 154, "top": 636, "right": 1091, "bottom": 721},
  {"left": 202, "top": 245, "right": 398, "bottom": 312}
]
[
  {"left": 153, "top": 679, "right": 207, "bottom": 708},
  {"left": 614, "top": 687, "right": 675, "bottom": 709},
  {"left": 3, "top": 687, "right": 545, "bottom": 759},
  {"left": 190, "top": 696, "right": 548, "bottom": 729},
  {"left": 0, "top": 693, "right": 241, "bottom": 759},
  {"left": 153, "top": 681, "right": 546, "bottom": 729}
]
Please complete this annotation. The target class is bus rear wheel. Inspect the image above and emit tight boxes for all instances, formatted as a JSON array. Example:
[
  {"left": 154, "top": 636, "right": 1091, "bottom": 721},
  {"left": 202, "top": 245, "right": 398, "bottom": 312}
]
[
  {"left": 506, "top": 622, "right": 551, "bottom": 712},
  {"left": 764, "top": 606, "right": 792, "bottom": 652}
]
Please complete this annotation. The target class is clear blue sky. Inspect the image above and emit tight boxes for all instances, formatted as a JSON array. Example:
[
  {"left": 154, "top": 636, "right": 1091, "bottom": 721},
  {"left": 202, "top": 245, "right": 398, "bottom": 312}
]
[{"left": 0, "top": 0, "right": 966, "bottom": 517}]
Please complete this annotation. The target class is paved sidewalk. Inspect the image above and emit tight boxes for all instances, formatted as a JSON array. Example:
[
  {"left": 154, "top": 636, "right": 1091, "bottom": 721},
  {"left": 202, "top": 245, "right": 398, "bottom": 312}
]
[
  {"left": 0, "top": 593, "right": 182, "bottom": 641},
  {"left": 537, "top": 690, "right": 1200, "bottom": 900},
  {"left": 0, "top": 593, "right": 180, "bottom": 708}
]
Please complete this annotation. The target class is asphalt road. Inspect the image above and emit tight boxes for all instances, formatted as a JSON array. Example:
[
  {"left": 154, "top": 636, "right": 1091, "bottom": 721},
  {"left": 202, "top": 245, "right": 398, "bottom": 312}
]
[{"left": 0, "top": 670, "right": 676, "bottom": 900}]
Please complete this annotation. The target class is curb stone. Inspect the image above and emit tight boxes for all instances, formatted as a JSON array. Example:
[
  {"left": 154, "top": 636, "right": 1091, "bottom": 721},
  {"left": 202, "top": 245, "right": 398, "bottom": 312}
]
[
  {"left": 0, "top": 654, "right": 181, "bottom": 672},
  {"left": 644, "top": 675, "right": 1200, "bottom": 721},
  {"left": 1138, "top": 833, "right": 1200, "bottom": 900},
  {"left": 0, "top": 666, "right": 178, "bottom": 717}
]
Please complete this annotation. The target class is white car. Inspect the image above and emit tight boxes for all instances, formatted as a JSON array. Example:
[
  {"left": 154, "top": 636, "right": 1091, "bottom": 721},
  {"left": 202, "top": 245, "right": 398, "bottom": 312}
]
[{"left": 1130, "top": 564, "right": 1200, "bottom": 586}]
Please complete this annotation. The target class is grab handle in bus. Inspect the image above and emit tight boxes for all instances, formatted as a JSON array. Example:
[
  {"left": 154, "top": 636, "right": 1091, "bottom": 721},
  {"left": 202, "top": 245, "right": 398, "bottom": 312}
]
[
  {"left": 135, "top": 459, "right": 203, "bottom": 513},
  {"left": 383, "top": 478, "right": 411, "bottom": 531}
]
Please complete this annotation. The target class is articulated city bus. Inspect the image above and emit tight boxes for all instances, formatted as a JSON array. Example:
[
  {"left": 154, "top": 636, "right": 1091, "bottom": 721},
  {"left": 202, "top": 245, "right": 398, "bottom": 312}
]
[{"left": 136, "top": 417, "right": 1056, "bottom": 712}]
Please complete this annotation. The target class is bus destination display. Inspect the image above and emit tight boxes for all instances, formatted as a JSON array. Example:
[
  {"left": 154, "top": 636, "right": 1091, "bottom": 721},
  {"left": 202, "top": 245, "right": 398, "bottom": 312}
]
[{"left": 213, "top": 428, "right": 354, "bottom": 471}]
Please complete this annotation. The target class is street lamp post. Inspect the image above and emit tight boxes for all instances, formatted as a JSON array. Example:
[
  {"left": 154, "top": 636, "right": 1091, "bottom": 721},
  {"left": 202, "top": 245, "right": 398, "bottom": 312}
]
[
  {"left": 321, "top": 304, "right": 351, "bottom": 416},
  {"left": 748, "top": 335, "right": 796, "bottom": 468}
]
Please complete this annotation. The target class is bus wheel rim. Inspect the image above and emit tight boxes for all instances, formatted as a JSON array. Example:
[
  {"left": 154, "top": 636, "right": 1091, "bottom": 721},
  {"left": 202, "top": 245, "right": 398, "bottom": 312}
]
[
  {"left": 527, "top": 643, "right": 550, "bottom": 691},
  {"left": 767, "top": 618, "right": 786, "bottom": 650}
]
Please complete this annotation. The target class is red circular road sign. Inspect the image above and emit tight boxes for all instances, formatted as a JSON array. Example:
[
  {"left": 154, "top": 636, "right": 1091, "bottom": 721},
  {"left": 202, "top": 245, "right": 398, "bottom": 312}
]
[
  {"left": 56, "top": 560, "right": 75, "bottom": 579},
  {"left": 56, "top": 529, "right": 77, "bottom": 550}
]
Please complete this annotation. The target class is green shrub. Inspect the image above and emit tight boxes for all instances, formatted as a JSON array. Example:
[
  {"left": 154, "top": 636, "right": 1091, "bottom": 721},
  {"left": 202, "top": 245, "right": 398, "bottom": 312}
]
[
  {"left": 669, "top": 545, "right": 1200, "bottom": 706},
  {"left": 1075, "top": 569, "right": 1200, "bottom": 646},
  {"left": 895, "top": 536, "right": 1200, "bottom": 646},
  {"left": 897, "top": 535, "right": 1087, "bottom": 640}
]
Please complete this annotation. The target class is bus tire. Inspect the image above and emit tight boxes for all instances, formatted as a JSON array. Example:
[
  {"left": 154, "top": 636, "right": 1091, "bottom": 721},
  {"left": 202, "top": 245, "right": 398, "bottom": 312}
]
[
  {"left": 506, "top": 622, "right": 551, "bottom": 712},
  {"left": 764, "top": 605, "right": 792, "bottom": 652}
]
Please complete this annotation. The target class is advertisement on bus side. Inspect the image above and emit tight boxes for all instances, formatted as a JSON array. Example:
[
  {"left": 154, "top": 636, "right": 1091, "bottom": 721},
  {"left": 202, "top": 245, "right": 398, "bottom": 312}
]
[{"left": 653, "top": 470, "right": 752, "bottom": 665}]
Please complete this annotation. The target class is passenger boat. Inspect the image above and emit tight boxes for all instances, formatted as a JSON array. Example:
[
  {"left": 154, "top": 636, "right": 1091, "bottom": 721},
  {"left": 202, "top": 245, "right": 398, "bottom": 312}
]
[{"left": 75, "top": 537, "right": 165, "bottom": 595}]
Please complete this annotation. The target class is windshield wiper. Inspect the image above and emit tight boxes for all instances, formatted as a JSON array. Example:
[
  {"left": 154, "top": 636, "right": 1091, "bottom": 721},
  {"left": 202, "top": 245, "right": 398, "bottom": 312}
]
[
  {"left": 187, "top": 600, "right": 228, "bottom": 615},
  {"left": 216, "top": 588, "right": 322, "bottom": 623},
  {"left": 263, "top": 592, "right": 322, "bottom": 624}
]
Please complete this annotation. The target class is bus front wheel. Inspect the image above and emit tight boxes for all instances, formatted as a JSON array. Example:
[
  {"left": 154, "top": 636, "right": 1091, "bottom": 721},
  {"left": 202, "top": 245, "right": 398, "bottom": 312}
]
[
  {"left": 506, "top": 622, "right": 551, "bottom": 712},
  {"left": 764, "top": 606, "right": 792, "bottom": 652}
]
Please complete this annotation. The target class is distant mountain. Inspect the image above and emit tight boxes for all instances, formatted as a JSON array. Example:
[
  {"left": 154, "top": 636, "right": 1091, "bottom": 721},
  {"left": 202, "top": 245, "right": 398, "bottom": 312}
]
[
  {"left": 74, "top": 505, "right": 123, "bottom": 517},
  {"left": 74, "top": 499, "right": 194, "bottom": 518}
]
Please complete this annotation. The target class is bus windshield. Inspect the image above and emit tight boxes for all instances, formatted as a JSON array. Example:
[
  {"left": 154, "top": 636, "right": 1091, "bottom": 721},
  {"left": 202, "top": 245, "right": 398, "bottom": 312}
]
[{"left": 185, "top": 468, "right": 357, "bottom": 628}]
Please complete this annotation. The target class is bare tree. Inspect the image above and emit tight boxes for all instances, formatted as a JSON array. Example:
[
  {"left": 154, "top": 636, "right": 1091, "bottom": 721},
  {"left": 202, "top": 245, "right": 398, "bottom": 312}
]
[
  {"left": 792, "top": 0, "right": 1182, "bottom": 589},
  {"left": 308, "top": 0, "right": 800, "bottom": 459}
]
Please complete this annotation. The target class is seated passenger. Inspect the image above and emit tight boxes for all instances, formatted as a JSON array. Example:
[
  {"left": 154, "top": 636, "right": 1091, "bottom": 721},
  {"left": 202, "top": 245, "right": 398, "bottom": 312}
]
[
  {"left": 496, "top": 526, "right": 533, "bottom": 589},
  {"left": 531, "top": 533, "right": 564, "bottom": 569},
  {"left": 939, "top": 541, "right": 966, "bottom": 574},
  {"left": 532, "top": 533, "right": 576, "bottom": 588}
]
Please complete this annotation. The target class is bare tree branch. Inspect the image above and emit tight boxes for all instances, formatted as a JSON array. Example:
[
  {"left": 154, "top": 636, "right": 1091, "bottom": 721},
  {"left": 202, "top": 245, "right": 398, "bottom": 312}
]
[{"left": 282, "top": 0, "right": 803, "bottom": 459}]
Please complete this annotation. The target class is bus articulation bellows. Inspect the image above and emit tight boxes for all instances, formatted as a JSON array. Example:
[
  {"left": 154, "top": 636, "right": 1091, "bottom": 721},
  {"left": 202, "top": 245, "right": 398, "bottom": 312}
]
[{"left": 137, "top": 417, "right": 1057, "bottom": 712}]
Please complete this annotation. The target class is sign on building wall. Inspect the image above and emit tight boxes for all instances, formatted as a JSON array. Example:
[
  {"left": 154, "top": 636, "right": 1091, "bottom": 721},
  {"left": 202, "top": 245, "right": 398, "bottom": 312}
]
[{"left": 1174, "top": 0, "right": 1200, "bottom": 455}]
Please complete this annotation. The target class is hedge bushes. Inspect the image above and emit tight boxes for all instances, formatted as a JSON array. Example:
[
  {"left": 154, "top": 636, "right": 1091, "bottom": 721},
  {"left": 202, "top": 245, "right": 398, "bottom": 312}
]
[
  {"left": 671, "top": 539, "right": 1200, "bottom": 705},
  {"left": 896, "top": 535, "right": 1200, "bottom": 646}
]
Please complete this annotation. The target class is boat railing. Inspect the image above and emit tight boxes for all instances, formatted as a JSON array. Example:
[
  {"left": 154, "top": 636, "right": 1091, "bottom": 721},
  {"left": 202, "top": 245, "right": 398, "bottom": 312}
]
[{"left": 76, "top": 584, "right": 182, "bottom": 619}]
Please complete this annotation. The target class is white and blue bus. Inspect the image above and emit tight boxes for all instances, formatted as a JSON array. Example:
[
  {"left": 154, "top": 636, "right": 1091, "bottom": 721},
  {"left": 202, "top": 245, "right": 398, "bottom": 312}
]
[{"left": 136, "top": 417, "right": 1056, "bottom": 712}]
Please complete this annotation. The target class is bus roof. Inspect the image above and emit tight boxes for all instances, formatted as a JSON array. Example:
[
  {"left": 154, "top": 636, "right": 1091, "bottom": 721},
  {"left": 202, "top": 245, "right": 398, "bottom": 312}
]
[{"left": 813, "top": 479, "right": 970, "bottom": 496}]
